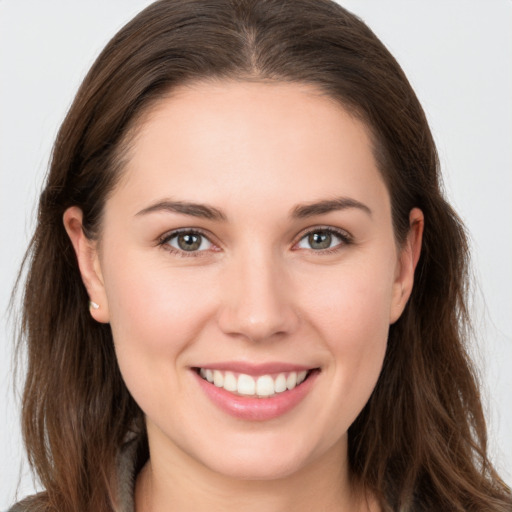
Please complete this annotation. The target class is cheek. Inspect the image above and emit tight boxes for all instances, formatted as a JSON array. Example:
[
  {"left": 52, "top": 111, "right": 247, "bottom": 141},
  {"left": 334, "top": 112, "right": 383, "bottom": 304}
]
[
  {"left": 106, "top": 253, "right": 212, "bottom": 346},
  {"left": 296, "top": 257, "right": 394, "bottom": 424},
  {"left": 102, "top": 252, "right": 218, "bottom": 406},
  {"left": 300, "top": 254, "right": 395, "bottom": 343}
]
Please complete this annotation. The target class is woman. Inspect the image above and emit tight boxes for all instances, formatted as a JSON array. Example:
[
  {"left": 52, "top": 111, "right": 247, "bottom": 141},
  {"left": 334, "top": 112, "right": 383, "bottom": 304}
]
[{"left": 7, "top": 0, "right": 511, "bottom": 510}]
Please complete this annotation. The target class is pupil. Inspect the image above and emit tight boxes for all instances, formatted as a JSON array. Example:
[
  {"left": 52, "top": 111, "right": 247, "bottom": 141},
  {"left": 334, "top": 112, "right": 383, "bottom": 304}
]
[
  {"left": 309, "top": 231, "right": 331, "bottom": 250},
  {"left": 178, "top": 233, "right": 201, "bottom": 251}
]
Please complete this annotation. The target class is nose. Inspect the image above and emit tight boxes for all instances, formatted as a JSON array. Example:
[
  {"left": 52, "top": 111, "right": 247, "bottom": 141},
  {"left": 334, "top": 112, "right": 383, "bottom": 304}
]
[{"left": 216, "top": 249, "right": 300, "bottom": 343}]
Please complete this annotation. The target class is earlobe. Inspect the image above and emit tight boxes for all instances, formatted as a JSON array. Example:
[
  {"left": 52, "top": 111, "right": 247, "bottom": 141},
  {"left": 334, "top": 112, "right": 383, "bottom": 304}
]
[
  {"left": 389, "top": 207, "right": 424, "bottom": 324},
  {"left": 63, "top": 207, "right": 110, "bottom": 323}
]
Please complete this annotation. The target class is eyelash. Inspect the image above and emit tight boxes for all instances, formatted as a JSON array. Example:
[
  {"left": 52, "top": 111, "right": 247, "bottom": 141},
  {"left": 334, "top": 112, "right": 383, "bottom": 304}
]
[
  {"left": 158, "top": 228, "right": 214, "bottom": 258},
  {"left": 295, "top": 226, "right": 353, "bottom": 255},
  {"left": 157, "top": 226, "right": 353, "bottom": 258}
]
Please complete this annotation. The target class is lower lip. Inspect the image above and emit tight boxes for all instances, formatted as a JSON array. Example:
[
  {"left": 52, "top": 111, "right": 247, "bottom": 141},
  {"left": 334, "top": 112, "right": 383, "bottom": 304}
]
[{"left": 193, "top": 370, "right": 319, "bottom": 421}]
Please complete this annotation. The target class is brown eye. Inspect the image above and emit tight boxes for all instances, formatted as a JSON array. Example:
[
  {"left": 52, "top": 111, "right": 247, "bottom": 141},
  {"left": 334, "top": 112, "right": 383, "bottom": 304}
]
[
  {"left": 178, "top": 233, "right": 202, "bottom": 251},
  {"left": 166, "top": 231, "right": 212, "bottom": 253},
  {"left": 308, "top": 231, "right": 332, "bottom": 250},
  {"left": 296, "top": 228, "right": 349, "bottom": 252}
]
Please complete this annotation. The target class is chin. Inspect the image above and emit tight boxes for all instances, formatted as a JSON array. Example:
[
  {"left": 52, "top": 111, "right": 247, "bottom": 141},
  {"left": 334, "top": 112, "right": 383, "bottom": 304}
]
[
  {"left": 190, "top": 433, "right": 321, "bottom": 481},
  {"left": 205, "top": 453, "right": 309, "bottom": 481}
]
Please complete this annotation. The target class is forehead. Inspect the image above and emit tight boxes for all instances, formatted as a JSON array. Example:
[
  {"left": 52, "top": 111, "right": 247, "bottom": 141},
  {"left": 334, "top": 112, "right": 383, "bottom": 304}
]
[{"left": 113, "top": 80, "right": 389, "bottom": 217}]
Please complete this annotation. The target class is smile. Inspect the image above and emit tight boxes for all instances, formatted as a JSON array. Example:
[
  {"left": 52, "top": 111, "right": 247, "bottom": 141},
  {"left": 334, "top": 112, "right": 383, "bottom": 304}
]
[
  {"left": 193, "top": 365, "right": 320, "bottom": 421},
  {"left": 197, "top": 368, "right": 310, "bottom": 398}
]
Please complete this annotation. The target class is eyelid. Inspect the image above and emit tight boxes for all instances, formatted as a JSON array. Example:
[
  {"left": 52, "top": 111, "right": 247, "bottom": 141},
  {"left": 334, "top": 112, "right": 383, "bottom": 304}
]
[
  {"left": 292, "top": 225, "right": 353, "bottom": 251},
  {"left": 156, "top": 225, "right": 353, "bottom": 257},
  {"left": 157, "top": 227, "right": 219, "bottom": 257}
]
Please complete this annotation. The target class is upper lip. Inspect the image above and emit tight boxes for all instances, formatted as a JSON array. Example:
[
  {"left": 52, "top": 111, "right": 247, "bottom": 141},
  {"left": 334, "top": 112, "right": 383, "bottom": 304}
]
[{"left": 192, "top": 361, "right": 317, "bottom": 376}]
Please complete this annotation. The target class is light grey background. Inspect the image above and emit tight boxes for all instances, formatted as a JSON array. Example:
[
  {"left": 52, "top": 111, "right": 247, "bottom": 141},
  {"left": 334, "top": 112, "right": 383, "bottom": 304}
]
[{"left": 1, "top": 0, "right": 511, "bottom": 506}]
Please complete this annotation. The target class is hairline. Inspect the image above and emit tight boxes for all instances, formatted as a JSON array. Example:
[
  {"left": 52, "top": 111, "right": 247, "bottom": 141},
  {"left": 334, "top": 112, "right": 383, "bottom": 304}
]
[{"left": 93, "top": 76, "right": 397, "bottom": 242}]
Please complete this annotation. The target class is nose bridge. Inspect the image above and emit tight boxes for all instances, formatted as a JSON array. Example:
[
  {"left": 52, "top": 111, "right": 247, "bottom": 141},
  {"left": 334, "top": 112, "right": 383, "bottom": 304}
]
[{"left": 217, "top": 243, "right": 299, "bottom": 342}]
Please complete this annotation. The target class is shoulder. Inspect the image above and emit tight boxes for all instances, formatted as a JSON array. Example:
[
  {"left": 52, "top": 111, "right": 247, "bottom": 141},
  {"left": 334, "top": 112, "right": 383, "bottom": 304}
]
[
  {"left": 6, "top": 495, "right": 46, "bottom": 512},
  {"left": 6, "top": 435, "right": 142, "bottom": 512}
]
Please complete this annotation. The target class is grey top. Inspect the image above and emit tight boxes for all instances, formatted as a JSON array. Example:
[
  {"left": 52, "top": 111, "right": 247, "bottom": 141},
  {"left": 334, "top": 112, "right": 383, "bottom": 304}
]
[
  {"left": 115, "top": 435, "right": 139, "bottom": 512},
  {"left": 7, "top": 436, "right": 140, "bottom": 512}
]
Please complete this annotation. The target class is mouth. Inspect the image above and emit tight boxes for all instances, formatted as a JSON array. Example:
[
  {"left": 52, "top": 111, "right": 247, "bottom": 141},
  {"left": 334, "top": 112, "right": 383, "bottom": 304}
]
[
  {"left": 191, "top": 361, "right": 321, "bottom": 420},
  {"left": 193, "top": 367, "right": 319, "bottom": 398},
  {"left": 192, "top": 364, "right": 320, "bottom": 421}
]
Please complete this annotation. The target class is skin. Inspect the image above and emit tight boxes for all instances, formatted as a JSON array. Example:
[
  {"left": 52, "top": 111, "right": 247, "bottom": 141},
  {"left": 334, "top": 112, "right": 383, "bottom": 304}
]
[{"left": 64, "top": 80, "right": 423, "bottom": 512}]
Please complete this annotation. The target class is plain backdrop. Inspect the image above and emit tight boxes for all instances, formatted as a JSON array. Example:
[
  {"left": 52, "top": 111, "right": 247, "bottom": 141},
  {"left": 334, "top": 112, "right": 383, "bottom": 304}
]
[{"left": 1, "top": 0, "right": 511, "bottom": 506}]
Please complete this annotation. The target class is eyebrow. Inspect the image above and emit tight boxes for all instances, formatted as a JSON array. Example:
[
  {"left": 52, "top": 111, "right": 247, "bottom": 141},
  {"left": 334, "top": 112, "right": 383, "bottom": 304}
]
[
  {"left": 291, "top": 197, "right": 372, "bottom": 219},
  {"left": 135, "top": 196, "right": 372, "bottom": 221},
  {"left": 136, "top": 200, "right": 227, "bottom": 221}
]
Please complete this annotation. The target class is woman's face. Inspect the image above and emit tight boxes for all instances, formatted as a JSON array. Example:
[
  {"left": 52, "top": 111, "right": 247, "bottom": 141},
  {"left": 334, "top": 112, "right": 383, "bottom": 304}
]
[{"left": 67, "top": 80, "right": 421, "bottom": 481}]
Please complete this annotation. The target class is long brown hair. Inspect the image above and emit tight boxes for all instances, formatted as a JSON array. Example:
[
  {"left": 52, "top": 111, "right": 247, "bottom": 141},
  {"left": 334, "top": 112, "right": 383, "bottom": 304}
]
[{"left": 13, "top": 1, "right": 511, "bottom": 511}]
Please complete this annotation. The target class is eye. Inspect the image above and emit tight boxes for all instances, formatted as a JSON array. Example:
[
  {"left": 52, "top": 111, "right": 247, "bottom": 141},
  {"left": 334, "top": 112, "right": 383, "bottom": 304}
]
[
  {"left": 161, "top": 230, "right": 213, "bottom": 254},
  {"left": 296, "top": 228, "right": 350, "bottom": 252}
]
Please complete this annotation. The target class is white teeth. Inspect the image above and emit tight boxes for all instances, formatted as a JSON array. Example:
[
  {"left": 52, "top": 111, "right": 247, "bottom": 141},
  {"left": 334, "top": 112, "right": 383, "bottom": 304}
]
[
  {"left": 213, "top": 370, "right": 224, "bottom": 387},
  {"left": 237, "top": 374, "right": 256, "bottom": 396},
  {"left": 256, "top": 375, "right": 275, "bottom": 397},
  {"left": 274, "top": 373, "right": 287, "bottom": 393},
  {"left": 286, "top": 372, "right": 297, "bottom": 390},
  {"left": 297, "top": 370, "right": 307, "bottom": 385},
  {"left": 198, "top": 368, "right": 312, "bottom": 397},
  {"left": 223, "top": 371, "right": 237, "bottom": 392}
]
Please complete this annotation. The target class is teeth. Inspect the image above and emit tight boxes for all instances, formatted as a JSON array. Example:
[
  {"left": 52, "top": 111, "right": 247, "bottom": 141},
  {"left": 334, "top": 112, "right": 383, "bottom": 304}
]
[
  {"left": 223, "top": 371, "right": 237, "bottom": 392},
  {"left": 274, "top": 373, "right": 287, "bottom": 393},
  {"left": 198, "top": 369, "right": 311, "bottom": 397},
  {"left": 213, "top": 370, "right": 224, "bottom": 387},
  {"left": 256, "top": 375, "right": 275, "bottom": 397},
  {"left": 286, "top": 372, "right": 297, "bottom": 390},
  {"left": 237, "top": 374, "right": 256, "bottom": 395}
]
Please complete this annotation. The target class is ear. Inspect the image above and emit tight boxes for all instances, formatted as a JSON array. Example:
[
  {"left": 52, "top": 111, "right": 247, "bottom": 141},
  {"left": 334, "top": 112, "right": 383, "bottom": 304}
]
[
  {"left": 389, "top": 207, "right": 424, "bottom": 324},
  {"left": 63, "top": 206, "right": 110, "bottom": 323}
]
